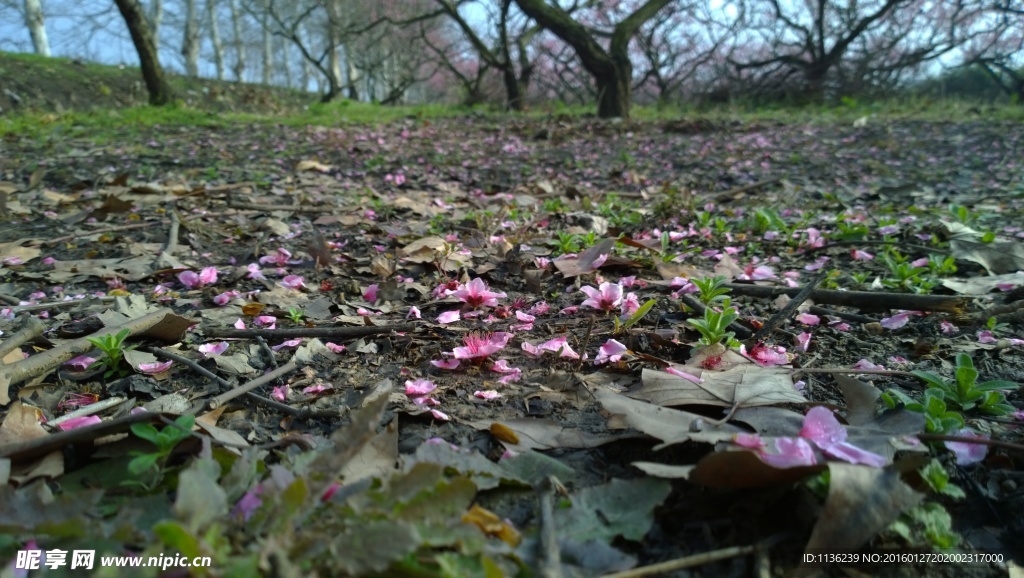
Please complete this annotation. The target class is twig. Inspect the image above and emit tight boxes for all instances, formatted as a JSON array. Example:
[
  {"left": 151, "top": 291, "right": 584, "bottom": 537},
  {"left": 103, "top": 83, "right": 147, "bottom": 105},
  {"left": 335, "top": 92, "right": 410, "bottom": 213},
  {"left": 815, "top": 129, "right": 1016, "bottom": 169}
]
[
  {"left": 601, "top": 542, "right": 765, "bottom": 578},
  {"left": 147, "top": 347, "right": 325, "bottom": 417},
  {"left": 917, "top": 433, "right": 1024, "bottom": 455},
  {"left": 538, "top": 476, "right": 563, "bottom": 578},
  {"left": 0, "top": 293, "right": 21, "bottom": 306},
  {"left": 154, "top": 205, "right": 181, "bottom": 268},
  {"left": 0, "top": 309, "right": 173, "bottom": 393},
  {"left": 226, "top": 202, "right": 336, "bottom": 213},
  {"left": 9, "top": 296, "right": 118, "bottom": 314},
  {"left": 807, "top": 305, "right": 876, "bottom": 324},
  {"left": 0, "top": 316, "right": 46, "bottom": 359},
  {"left": 203, "top": 323, "right": 417, "bottom": 340},
  {"left": 47, "top": 397, "right": 127, "bottom": 428},
  {"left": 704, "top": 176, "right": 785, "bottom": 201},
  {"left": 751, "top": 270, "right": 828, "bottom": 343},
  {"left": 254, "top": 335, "right": 279, "bottom": 369},
  {"left": 205, "top": 359, "right": 302, "bottom": 411},
  {"left": 45, "top": 221, "right": 165, "bottom": 246},
  {"left": 723, "top": 283, "right": 970, "bottom": 314}
]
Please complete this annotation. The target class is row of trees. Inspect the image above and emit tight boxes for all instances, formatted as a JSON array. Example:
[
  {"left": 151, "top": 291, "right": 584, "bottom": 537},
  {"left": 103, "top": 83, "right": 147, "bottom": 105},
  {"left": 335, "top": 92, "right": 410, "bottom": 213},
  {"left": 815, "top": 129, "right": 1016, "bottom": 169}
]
[{"left": 5, "top": 0, "right": 1024, "bottom": 117}]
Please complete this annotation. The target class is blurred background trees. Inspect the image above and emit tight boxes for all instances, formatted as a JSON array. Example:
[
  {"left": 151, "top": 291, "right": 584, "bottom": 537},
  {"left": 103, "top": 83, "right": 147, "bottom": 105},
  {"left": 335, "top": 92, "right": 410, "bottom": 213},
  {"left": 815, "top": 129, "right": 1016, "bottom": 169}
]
[{"left": 0, "top": 0, "right": 1021, "bottom": 116}]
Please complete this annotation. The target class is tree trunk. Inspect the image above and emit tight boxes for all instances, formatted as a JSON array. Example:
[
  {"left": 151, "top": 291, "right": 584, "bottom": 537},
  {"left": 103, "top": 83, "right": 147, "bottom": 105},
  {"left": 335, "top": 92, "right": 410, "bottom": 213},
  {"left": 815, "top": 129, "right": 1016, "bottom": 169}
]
[
  {"left": 596, "top": 59, "right": 631, "bottom": 118},
  {"left": 502, "top": 68, "right": 524, "bottom": 111},
  {"left": 261, "top": 9, "right": 272, "bottom": 85},
  {"left": 113, "top": 0, "right": 172, "bottom": 105},
  {"left": 182, "top": 0, "right": 200, "bottom": 77},
  {"left": 148, "top": 0, "right": 162, "bottom": 51},
  {"left": 344, "top": 43, "right": 360, "bottom": 100},
  {"left": 208, "top": 0, "right": 225, "bottom": 80},
  {"left": 229, "top": 0, "right": 244, "bottom": 81},
  {"left": 513, "top": 0, "right": 671, "bottom": 119},
  {"left": 24, "top": 0, "right": 51, "bottom": 56}
]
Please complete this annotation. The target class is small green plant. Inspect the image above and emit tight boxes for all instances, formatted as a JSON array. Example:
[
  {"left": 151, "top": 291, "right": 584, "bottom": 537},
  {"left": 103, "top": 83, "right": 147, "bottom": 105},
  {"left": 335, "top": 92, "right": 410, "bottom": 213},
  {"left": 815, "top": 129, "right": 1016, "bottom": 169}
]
[
  {"left": 287, "top": 308, "right": 305, "bottom": 324},
  {"left": 691, "top": 276, "right": 731, "bottom": 306},
  {"left": 86, "top": 328, "right": 135, "bottom": 378},
  {"left": 542, "top": 198, "right": 569, "bottom": 213},
  {"left": 752, "top": 207, "right": 788, "bottom": 235},
  {"left": 833, "top": 220, "right": 870, "bottom": 241},
  {"left": 850, "top": 271, "right": 873, "bottom": 286},
  {"left": 614, "top": 299, "right": 657, "bottom": 335},
  {"left": 687, "top": 299, "right": 741, "bottom": 348},
  {"left": 926, "top": 254, "right": 957, "bottom": 276},
  {"left": 911, "top": 353, "right": 1018, "bottom": 415},
  {"left": 888, "top": 461, "right": 964, "bottom": 550},
  {"left": 552, "top": 231, "right": 582, "bottom": 254},
  {"left": 125, "top": 415, "right": 196, "bottom": 490},
  {"left": 883, "top": 388, "right": 965, "bottom": 434},
  {"left": 984, "top": 315, "right": 1011, "bottom": 336}
]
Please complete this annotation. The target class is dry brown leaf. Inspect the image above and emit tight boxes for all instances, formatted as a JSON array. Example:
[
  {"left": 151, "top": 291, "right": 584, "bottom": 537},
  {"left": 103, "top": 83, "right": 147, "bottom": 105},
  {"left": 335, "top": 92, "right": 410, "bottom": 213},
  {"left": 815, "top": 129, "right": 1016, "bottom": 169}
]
[{"left": 632, "top": 365, "right": 805, "bottom": 408}]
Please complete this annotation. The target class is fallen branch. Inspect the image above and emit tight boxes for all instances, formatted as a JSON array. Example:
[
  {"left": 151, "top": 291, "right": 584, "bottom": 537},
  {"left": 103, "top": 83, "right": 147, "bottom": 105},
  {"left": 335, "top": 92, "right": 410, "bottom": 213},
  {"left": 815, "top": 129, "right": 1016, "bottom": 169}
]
[
  {"left": 203, "top": 323, "right": 417, "bottom": 340},
  {"left": 0, "top": 309, "right": 175, "bottom": 404},
  {"left": 724, "top": 284, "right": 970, "bottom": 314}
]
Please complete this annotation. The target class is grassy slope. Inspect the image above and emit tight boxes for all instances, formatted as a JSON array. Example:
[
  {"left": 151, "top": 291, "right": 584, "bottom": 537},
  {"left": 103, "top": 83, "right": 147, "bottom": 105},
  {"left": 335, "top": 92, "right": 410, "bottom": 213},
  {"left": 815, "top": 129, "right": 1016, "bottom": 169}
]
[{"left": 1, "top": 50, "right": 1022, "bottom": 140}]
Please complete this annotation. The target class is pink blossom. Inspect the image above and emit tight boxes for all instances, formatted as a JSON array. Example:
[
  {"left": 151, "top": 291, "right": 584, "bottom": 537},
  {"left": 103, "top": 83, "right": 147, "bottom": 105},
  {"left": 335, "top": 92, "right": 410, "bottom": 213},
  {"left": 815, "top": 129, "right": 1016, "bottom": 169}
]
[
  {"left": 234, "top": 318, "right": 246, "bottom": 329},
  {"left": 452, "top": 332, "right": 511, "bottom": 360},
  {"left": 977, "top": 330, "right": 997, "bottom": 344},
  {"left": 64, "top": 355, "right": 98, "bottom": 370},
  {"left": 580, "top": 282, "right": 623, "bottom": 312},
  {"left": 794, "top": 332, "right": 812, "bottom": 352},
  {"left": 138, "top": 360, "right": 173, "bottom": 374},
  {"left": 260, "top": 248, "right": 295, "bottom": 266},
  {"left": 246, "top": 263, "right": 266, "bottom": 280},
  {"left": 56, "top": 415, "right": 102, "bottom": 431},
  {"left": 534, "top": 257, "right": 552, "bottom": 269},
  {"left": 620, "top": 292, "right": 640, "bottom": 317},
  {"left": 759, "top": 437, "right": 817, "bottom": 468},
  {"left": 474, "top": 390, "right": 502, "bottom": 400},
  {"left": 272, "top": 339, "right": 303, "bottom": 351},
  {"left": 940, "top": 321, "right": 958, "bottom": 334},
  {"left": 431, "top": 359, "right": 461, "bottom": 370},
  {"left": 800, "top": 406, "right": 885, "bottom": 467},
  {"left": 325, "top": 342, "right": 346, "bottom": 353},
  {"left": 281, "top": 275, "right": 305, "bottom": 290},
  {"left": 795, "top": 313, "right": 820, "bottom": 326},
  {"left": 733, "top": 433, "right": 766, "bottom": 449},
  {"left": 527, "top": 301, "right": 550, "bottom": 316},
  {"left": 213, "top": 291, "right": 239, "bottom": 306},
  {"left": 356, "top": 307, "right": 381, "bottom": 316},
  {"left": 665, "top": 366, "right": 703, "bottom": 383},
  {"left": 405, "top": 379, "right": 437, "bottom": 396},
  {"left": 454, "top": 278, "right": 506, "bottom": 308},
  {"left": 522, "top": 336, "right": 580, "bottom": 359},
  {"left": 254, "top": 316, "right": 277, "bottom": 328},
  {"left": 591, "top": 253, "right": 609, "bottom": 268},
  {"left": 302, "top": 384, "right": 333, "bottom": 395},
  {"left": 880, "top": 311, "right": 919, "bottom": 330},
  {"left": 850, "top": 249, "right": 874, "bottom": 260},
  {"left": 595, "top": 339, "right": 628, "bottom": 365},
  {"left": 363, "top": 284, "right": 379, "bottom": 303},
  {"left": 430, "top": 409, "right": 450, "bottom": 421},
  {"left": 437, "top": 310, "right": 461, "bottom": 324},
  {"left": 271, "top": 385, "right": 288, "bottom": 402},
  {"left": 558, "top": 306, "right": 579, "bottom": 316},
  {"left": 199, "top": 342, "right": 229, "bottom": 357},
  {"left": 233, "top": 487, "right": 263, "bottom": 521},
  {"left": 406, "top": 306, "right": 421, "bottom": 319},
  {"left": 852, "top": 358, "right": 884, "bottom": 371},
  {"left": 746, "top": 343, "right": 790, "bottom": 366},
  {"left": 945, "top": 429, "right": 988, "bottom": 465}
]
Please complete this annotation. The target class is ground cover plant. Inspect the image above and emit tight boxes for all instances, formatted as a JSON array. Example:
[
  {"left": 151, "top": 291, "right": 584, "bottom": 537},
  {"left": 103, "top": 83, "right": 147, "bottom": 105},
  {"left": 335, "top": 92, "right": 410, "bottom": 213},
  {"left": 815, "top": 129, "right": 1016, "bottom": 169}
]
[{"left": 1, "top": 78, "right": 1024, "bottom": 577}]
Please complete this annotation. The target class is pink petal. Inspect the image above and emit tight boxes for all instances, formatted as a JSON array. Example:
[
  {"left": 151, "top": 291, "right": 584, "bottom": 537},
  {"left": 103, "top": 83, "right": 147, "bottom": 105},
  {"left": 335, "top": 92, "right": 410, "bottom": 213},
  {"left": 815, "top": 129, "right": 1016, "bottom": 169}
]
[
  {"left": 429, "top": 409, "right": 450, "bottom": 421},
  {"left": 825, "top": 442, "right": 887, "bottom": 467},
  {"left": 732, "top": 433, "right": 765, "bottom": 449},
  {"left": 138, "top": 360, "right": 174, "bottom": 374},
  {"left": 799, "top": 406, "right": 847, "bottom": 449},
  {"left": 665, "top": 366, "right": 702, "bottom": 383},
  {"left": 199, "top": 342, "right": 229, "bottom": 357},
  {"left": 325, "top": 342, "right": 346, "bottom": 353},
  {"left": 405, "top": 379, "right": 437, "bottom": 396},
  {"left": 759, "top": 437, "right": 817, "bottom": 468},
  {"left": 945, "top": 429, "right": 988, "bottom": 466},
  {"left": 56, "top": 415, "right": 102, "bottom": 431},
  {"left": 431, "top": 359, "right": 461, "bottom": 370},
  {"left": 474, "top": 390, "right": 502, "bottom": 400},
  {"left": 363, "top": 284, "right": 379, "bottom": 303},
  {"left": 437, "top": 310, "right": 461, "bottom": 324},
  {"left": 64, "top": 355, "right": 98, "bottom": 371}
]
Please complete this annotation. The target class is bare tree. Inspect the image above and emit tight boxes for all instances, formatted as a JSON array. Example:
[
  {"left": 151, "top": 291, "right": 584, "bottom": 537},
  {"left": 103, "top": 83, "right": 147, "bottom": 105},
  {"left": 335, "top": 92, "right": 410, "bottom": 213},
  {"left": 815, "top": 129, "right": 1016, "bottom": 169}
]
[
  {"left": 114, "top": 0, "right": 172, "bottom": 105},
  {"left": 730, "top": 0, "right": 985, "bottom": 101},
  {"left": 182, "top": 0, "right": 200, "bottom": 76},
  {"left": 24, "top": 0, "right": 51, "bottom": 56},
  {"left": 512, "top": 0, "right": 674, "bottom": 118},
  {"left": 208, "top": 0, "right": 225, "bottom": 79},
  {"left": 229, "top": 0, "right": 245, "bottom": 80},
  {"left": 148, "top": 0, "right": 163, "bottom": 49}
]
